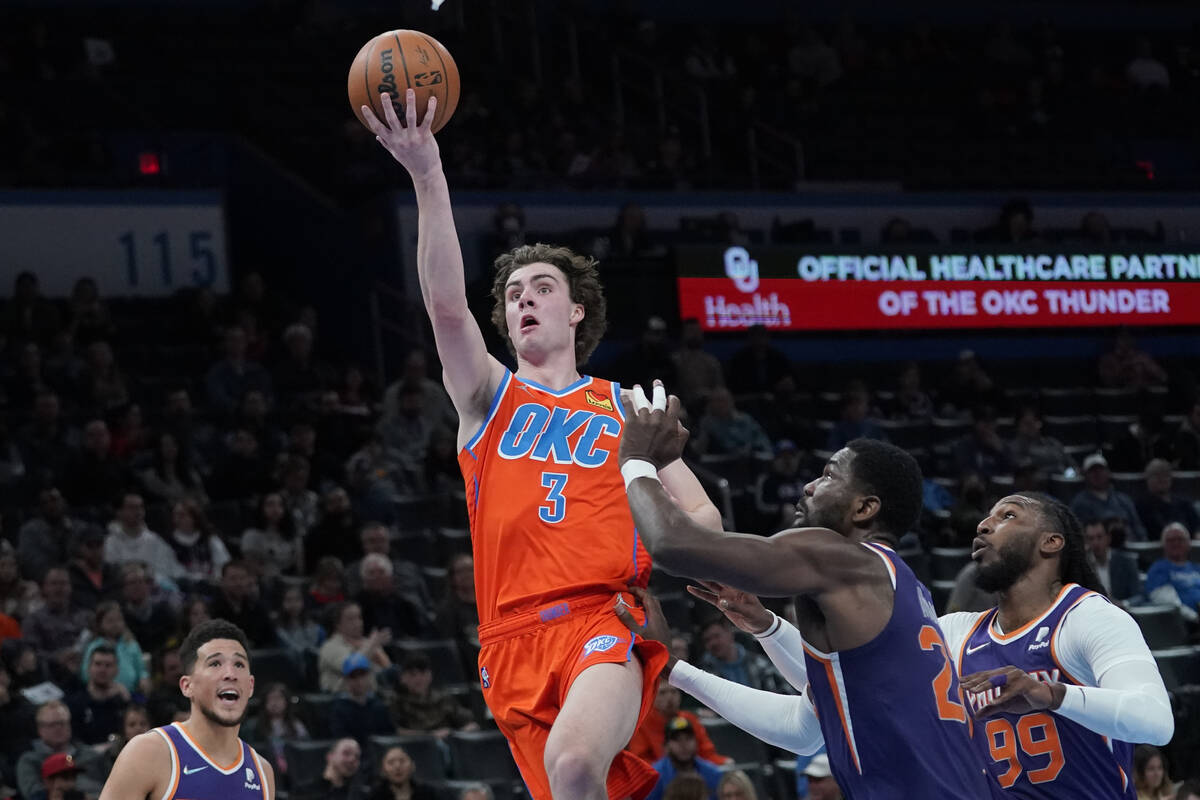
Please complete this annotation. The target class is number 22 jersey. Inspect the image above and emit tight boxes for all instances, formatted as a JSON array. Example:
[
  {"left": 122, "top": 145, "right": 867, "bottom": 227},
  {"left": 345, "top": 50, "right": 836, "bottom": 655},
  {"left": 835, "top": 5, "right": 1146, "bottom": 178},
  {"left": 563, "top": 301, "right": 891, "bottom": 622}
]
[{"left": 458, "top": 372, "right": 651, "bottom": 625}]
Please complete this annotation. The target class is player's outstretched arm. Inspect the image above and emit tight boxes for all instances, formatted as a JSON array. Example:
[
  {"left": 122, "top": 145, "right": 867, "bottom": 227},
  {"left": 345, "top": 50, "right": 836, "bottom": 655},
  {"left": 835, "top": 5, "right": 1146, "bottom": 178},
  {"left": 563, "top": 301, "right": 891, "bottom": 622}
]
[
  {"left": 98, "top": 730, "right": 169, "bottom": 800},
  {"left": 618, "top": 389, "right": 875, "bottom": 597},
  {"left": 363, "top": 88, "right": 502, "bottom": 424},
  {"left": 617, "top": 587, "right": 824, "bottom": 755}
]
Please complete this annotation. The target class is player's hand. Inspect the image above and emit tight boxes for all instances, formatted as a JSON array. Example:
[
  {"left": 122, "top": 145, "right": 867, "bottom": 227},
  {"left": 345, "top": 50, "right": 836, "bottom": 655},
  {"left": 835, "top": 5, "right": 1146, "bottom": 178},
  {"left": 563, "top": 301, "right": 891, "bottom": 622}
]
[
  {"left": 615, "top": 586, "right": 678, "bottom": 670},
  {"left": 959, "top": 666, "right": 1067, "bottom": 718},
  {"left": 687, "top": 580, "right": 774, "bottom": 635},
  {"left": 362, "top": 88, "right": 442, "bottom": 181},
  {"left": 619, "top": 380, "right": 688, "bottom": 469}
]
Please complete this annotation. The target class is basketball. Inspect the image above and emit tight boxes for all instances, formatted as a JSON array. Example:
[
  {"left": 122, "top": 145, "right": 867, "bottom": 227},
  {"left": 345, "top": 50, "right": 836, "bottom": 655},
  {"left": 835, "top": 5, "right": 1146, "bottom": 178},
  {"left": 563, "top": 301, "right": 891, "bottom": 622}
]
[{"left": 347, "top": 29, "right": 460, "bottom": 133}]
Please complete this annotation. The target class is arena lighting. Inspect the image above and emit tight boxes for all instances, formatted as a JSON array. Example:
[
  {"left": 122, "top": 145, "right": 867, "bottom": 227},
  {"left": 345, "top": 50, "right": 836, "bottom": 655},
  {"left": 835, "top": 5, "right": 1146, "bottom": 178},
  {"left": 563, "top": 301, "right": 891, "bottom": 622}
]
[{"left": 137, "top": 151, "right": 162, "bottom": 176}]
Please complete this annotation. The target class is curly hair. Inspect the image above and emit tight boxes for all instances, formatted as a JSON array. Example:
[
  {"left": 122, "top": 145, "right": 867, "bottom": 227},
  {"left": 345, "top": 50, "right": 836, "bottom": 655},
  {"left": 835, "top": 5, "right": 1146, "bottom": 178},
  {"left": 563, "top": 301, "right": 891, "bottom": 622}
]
[{"left": 490, "top": 243, "right": 608, "bottom": 366}]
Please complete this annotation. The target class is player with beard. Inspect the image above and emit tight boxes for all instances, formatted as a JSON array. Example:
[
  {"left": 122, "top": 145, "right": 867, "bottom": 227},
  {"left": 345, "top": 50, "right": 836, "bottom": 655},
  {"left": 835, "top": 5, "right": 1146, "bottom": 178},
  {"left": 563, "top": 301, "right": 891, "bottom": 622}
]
[
  {"left": 947, "top": 493, "right": 1173, "bottom": 798},
  {"left": 98, "top": 619, "right": 273, "bottom": 800},
  {"left": 618, "top": 390, "right": 991, "bottom": 800}
]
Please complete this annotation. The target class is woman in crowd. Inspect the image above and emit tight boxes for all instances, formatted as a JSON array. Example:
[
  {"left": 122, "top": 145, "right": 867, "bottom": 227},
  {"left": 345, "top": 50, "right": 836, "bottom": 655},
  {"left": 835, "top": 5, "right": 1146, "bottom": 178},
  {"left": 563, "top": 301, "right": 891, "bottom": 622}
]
[
  {"left": 242, "top": 682, "right": 309, "bottom": 782},
  {"left": 79, "top": 601, "right": 149, "bottom": 694},
  {"left": 365, "top": 745, "right": 438, "bottom": 800},
  {"left": 241, "top": 492, "right": 303, "bottom": 577},
  {"left": 1134, "top": 745, "right": 1177, "bottom": 800},
  {"left": 165, "top": 500, "right": 229, "bottom": 588}
]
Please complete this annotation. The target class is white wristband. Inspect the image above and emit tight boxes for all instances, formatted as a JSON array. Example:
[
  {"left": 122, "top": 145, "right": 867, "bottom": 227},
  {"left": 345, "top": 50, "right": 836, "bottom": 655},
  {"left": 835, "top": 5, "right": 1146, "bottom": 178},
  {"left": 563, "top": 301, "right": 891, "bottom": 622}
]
[{"left": 620, "top": 459, "right": 660, "bottom": 489}]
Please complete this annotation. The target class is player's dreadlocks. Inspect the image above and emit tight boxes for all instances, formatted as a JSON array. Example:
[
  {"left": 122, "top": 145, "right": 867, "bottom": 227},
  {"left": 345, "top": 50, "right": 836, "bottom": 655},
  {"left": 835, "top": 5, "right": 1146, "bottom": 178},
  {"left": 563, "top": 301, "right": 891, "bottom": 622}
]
[{"left": 1022, "top": 492, "right": 1107, "bottom": 595}]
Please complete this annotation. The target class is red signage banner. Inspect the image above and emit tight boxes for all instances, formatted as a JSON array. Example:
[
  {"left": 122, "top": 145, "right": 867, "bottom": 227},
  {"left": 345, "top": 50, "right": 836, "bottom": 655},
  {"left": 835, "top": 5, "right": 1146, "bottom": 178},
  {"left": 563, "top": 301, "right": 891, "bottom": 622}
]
[{"left": 675, "top": 246, "right": 1200, "bottom": 331}]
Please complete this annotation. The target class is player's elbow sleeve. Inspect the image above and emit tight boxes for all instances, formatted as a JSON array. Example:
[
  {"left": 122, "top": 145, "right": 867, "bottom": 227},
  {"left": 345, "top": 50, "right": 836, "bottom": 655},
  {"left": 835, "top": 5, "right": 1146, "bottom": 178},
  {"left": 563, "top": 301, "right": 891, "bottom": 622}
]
[{"left": 1115, "top": 688, "right": 1175, "bottom": 745}]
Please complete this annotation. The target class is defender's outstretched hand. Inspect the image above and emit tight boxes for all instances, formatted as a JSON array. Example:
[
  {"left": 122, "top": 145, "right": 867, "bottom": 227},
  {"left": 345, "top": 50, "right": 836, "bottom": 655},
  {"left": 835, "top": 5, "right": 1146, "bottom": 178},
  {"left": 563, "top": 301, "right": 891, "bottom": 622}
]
[
  {"left": 361, "top": 88, "right": 442, "bottom": 180},
  {"left": 619, "top": 380, "right": 688, "bottom": 469},
  {"left": 688, "top": 580, "right": 774, "bottom": 635}
]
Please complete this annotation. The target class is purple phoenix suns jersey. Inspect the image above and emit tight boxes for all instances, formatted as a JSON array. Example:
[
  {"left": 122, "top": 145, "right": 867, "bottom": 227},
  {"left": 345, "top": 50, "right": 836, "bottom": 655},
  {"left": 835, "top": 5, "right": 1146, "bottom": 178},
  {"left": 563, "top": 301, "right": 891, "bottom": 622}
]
[
  {"left": 153, "top": 722, "right": 269, "bottom": 800},
  {"left": 958, "top": 583, "right": 1135, "bottom": 799},
  {"left": 802, "top": 542, "right": 991, "bottom": 799}
]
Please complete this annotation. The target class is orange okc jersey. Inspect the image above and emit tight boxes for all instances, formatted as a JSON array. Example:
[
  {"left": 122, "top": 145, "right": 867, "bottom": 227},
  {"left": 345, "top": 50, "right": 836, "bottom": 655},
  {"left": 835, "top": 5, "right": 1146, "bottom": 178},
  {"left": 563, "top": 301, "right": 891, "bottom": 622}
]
[{"left": 458, "top": 372, "right": 651, "bottom": 624}]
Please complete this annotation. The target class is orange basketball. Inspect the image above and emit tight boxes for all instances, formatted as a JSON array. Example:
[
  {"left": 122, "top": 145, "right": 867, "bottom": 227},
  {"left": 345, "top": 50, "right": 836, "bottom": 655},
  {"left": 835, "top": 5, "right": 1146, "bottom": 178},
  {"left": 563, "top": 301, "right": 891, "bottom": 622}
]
[{"left": 348, "top": 29, "right": 460, "bottom": 133}]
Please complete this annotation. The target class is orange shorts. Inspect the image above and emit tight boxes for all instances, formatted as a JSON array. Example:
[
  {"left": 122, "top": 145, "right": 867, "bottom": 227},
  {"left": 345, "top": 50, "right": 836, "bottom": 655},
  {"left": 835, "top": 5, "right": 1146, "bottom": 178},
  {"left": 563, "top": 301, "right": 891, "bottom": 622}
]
[{"left": 477, "top": 592, "right": 669, "bottom": 800}]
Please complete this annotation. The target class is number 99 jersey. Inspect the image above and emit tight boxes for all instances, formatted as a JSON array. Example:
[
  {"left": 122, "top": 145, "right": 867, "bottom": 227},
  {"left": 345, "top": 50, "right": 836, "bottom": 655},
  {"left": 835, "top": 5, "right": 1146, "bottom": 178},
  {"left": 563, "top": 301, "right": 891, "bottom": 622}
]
[
  {"left": 458, "top": 372, "right": 652, "bottom": 626},
  {"left": 956, "top": 584, "right": 1136, "bottom": 799}
]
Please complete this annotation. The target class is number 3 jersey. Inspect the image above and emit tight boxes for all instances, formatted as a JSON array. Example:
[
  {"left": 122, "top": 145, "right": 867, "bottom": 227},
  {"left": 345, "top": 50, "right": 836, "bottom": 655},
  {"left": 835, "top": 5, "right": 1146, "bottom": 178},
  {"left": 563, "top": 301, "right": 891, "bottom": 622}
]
[
  {"left": 953, "top": 584, "right": 1136, "bottom": 799},
  {"left": 802, "top": 543, "right": 992, "bottom": 799},
  {"left": 458, "top": 372, "right": 651, "bottom": 625}
]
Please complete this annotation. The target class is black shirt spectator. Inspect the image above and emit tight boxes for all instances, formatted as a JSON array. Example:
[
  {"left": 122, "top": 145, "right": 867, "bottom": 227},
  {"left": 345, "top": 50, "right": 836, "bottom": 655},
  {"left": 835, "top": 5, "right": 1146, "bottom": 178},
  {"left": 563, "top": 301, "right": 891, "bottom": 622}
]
[
  {"left": 953, "top": 405, "right": 1014, "bottom": 480},
  {"left": 1173, "top": 400, "right": 1200, "bottom": 470},
  {"left": 204, "top": 326, "right": 273, "bottom": 417},
  {"left": 2, "top": 272, "right": 63, "bottom": 345},
  {"left": 66, "top": 525, "right": 121, "bottom": 612},
  {"left": 207, "top": 428, "right": 273, "bottom": 501},
  {"left": 725, "top": 325, "right": 791, "bottom": 395},
  {"left": 64, "top": 419, "right": 132, "bottom": 513},
  {"left": 1135, "top": 459, "right": 1200, "bottom": 539},
  {"left": 17, "top": 391, "right": 75, "bottom": 488},
  {"left": 208, "top": 561, "right": 275, "bottom": 647},
  {"left": 306, "top": 488, "right": 363, "bottom": 572},
  {"left": 328, "top": 653, "right": 394, "bottom": 746},
  {"left": 356, "top": 554, "right": 428, "bottom": 640},
  {"left": 272, "top": 323, "right": 330, "bottom": 409},
  {"left": 66, "top": 645, "right": 127, "bottom": 745},
  {"left": 118, "top": 562, "right": 178, "bottom": 655},
  {"left": 17, "top": 487, "right": 81, "bottom": 583}
]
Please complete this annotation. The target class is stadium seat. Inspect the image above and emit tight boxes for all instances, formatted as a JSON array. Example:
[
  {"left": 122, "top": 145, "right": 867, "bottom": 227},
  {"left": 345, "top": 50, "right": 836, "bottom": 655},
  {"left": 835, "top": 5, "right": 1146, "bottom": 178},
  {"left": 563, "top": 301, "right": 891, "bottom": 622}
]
[
  {"left": 656, "top": 592, "right": 695, "bottom": 632},
  {"left": 1172, "top": 471, "right": 1200, "bottom": 497},
  {"left": 436, "top": 527, "right": 473, "bottom": 561},
  {"left": 1125, "top": 542, "right": 1164, "bottom": 571},
  {"left": 1153, "top": 646, "right": 1200, "bottom": 692},
  {"left": 929, "top": 547, "right": 972, "bottom": 582},
  {"left": 1110, "top": 472, "right": 1144, "bottom": 496},
  {"left": 702, "top": 718, "right": 770, "bottom": 765},
  {"left": 422, "top": 566, "right": 449, "bottom": 601},
  {"left": 394, "top": 495, "right": 435, "bottom": 535},
  {"left": 1098, "top": 415, "right": 1136, "bottom": 447},
  {"left": 1042, "top": 415, "right": 1098, "bottom": 448},
  {"left": 1037, "top": 387, "right": 1093, "bottom": 416},
  {"left": 876, "top": 419, "right": 930, "bottom": 451},
  {"left": 368, "top": 734, "right": 447, "bottom": 782},
  {"left": 389, "top": 639, "right": 466, "bottom": 685},
  {"left": 250, "top": 648, "right": 304, "bottom": 690},
  {"left": 931, "top": 417, "right": 970, "bottom": 445},
  {"left": 1129, "top": 605, "right": 1188, "bottom": 650},
  {"left": 284, "top": 739, "right": 339, "bottom": 789},
  {"left": 447, "top": 730, "right": 522, "bottom": 782},
  {"left": 930, "top": 580, "right": 956, "bottom": 615},
  {"left": 394, "top": 531, "right": 441, "bottom": 568},
  {"left": 1093, "top": 388, "right": 1141, "bottom": 417},
  {"left": 1048, "top": 474, "right": 1083, "bottom": 503}
]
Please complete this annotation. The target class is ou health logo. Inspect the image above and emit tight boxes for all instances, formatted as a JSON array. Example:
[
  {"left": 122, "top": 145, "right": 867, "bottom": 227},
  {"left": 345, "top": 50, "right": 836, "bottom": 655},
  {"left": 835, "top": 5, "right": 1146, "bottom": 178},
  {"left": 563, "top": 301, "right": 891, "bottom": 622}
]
[
  {"left": 582, "top": 635, "right": 619, "bottom": 657},
  {"left": 724, "top": 246, "right": 759, "bottom": 293}
]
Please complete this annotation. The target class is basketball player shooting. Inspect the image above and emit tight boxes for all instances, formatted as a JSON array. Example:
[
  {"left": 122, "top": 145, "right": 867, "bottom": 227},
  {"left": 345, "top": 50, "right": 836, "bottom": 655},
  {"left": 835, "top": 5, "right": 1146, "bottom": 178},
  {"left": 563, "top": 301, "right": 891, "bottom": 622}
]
[
  {"left": 99, "top": 619, "right": 273, "bottom": 800},
  {"left": 360, "top": 90, "right": 720, "bottom": 800}
]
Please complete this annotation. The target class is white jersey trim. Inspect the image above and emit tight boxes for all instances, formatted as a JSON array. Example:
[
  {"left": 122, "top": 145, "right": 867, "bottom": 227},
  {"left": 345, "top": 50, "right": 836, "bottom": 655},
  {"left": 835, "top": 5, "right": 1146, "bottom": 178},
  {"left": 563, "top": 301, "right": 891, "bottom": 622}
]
[
  {"left": 170, "top": 722, "right": 246, "bottom": 775},
  {"left": 153, "top": 727, "right": 179, "bottom": 800}
]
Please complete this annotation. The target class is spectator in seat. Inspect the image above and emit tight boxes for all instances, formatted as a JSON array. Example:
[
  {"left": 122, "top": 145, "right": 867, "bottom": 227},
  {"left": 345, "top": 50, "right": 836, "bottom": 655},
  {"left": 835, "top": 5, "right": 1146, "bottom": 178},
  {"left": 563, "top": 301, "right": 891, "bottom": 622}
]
[
  {"left": 1083, "top": 519, "right": 1141, "bottom": 604},
  {"left": 946, "top": 561, "right": 997, "bottom": 613},
  {"left": 629, "top": 681, "right": 728, "bottom": 765},
  {"left": 307, "top": 487, "right": 364, "bottom": 571},
  {"left": 279, "top": 454, "right": 320, "bottom": 535},
  {"left": 376, "top": 382, "right": 449, "bottom": 491},
  {"left": 1175, "top": 780, "right": 1200, "bottom": 800},
  {"left": 366, "top": 745, "right": 438, "bottom": 800},
  {"left": 953, "top": 404, "right": 1013, "bottom": 480},
  {"left": 241, "top": 683, "right": 309, "bottom": 782},
  {"left": 0, "top": 658, "right": 39, "bottom": 782},
  {"left": 1136, "top": 458, "right": 1199, "bottom": 540},
  {"left": 434, "top": 553, "right": 479, "bottom": 682},
  {"left": 15, "top": 700, "right": 103, "bottom": 800},
  {"left": 754, "top": 439, "right": 806, "bottom": 530},
  {"left": 119, "top": 562, "right": 177, "bottom": 656},
  {"left": 66, "top": 524, "right": 119, "bottom": 612},
  {"left": 890, "top": 361, "right": 933, "bottom": 421},
  {"left": 79, "top": 601, "right": 148, "bottom": 695},
  {"left": 345, "top": 523, "right": 432, "bottom": 619},
  {"left": 726, "top": 324, "right": 791, "bottom": 396},
  {"left": 65, "top": 418, "right": 132, "bottom": 513},
  {"left": 99, "top": 703, "right": 150, "bottom": 778},
  {"left": 388, "top": 653, "right": 477, "bottom": 739},
  {"left": 1133, "top": 744, "right": 1175, "bottom": 800},
  {"left": 1110, "top": 406, "right": 1176, "bottom": 473},
  {"left": 79, "top": 341, "right": 129, "bottom": 413},
  {"left": 145, "top": 649, "right": 187, "bottom": 727},
  {"left": 1070, "top": 453, "right": 1147, "bottom": 541},
  {"left": 241, "top": 492, "right": 303, "bottom": 578},
  {"left": 1008, "top": 406, "right": 1075, "bottom": 478},
  {"left": 17, "top": 391, "right": 74, "bottom": 488},
  {"left": 937, "top": 350, "right": 998, "bottom": 418},
  {"left": 1172, "top": 398, "right": 1200, "bottom": 469},
  {"left": 295, "top": 737, "right": 366, "bottom": 800},
  {"left": 17, "top": 487, "right": 81, "bottom": 584},
  {"left": 66, "top": 276, "right": 114, "bottom": 346},
  {"left": 330, "top": 652, "right": 394, "bottom": 746},
  {"left": 166, "top": 500, "right": 230, "bottom": 590},
  {"left": 381, "top": 350, "right": 457, "bottom": 436},
  {"left": 1098, "top": 330, "right": 1168, "bottom": 390},
  {"left": 2, "top": 271, "right": 62, "bottom": 345},
  {"left": 22, "top": 567, "right": 90, "bottom": 665},
  {"left": 318, "top": 601, "right": 390, "bottom": 694},
  {"left": 0, "top": 547, "right": 41, "bottom": 623},
  {"left": 975, "top": 198, "right": 1038, "bottom": 244},
  {"left": 273, "top": 323, "right": 329, "bottom": 409},
  {"left": 697, "top": 617, "right": 788, "bottom": 693},
  {"left": 1145, "top": 523, "right": 1200, "bottom": 623},
  {"left": 309, "top": 556, "right": 347, "bottom": 608},
  {"left": 756, "top": 374, "right": 816, "bottom": 446},
  {"left": 646, "top": 716, "right": 724, "bottom": 800},
  {"left": 803, "top": 753, "right": 843, "bottom": 800},
  {"left": 204, "top": 325, "right": 273, "bottom": 417},
  {"left": 355, "top": 554, "right": 428, "bottom": 640},
  {"left": 275, "top": 584, "right": 324, "bottom": 679},
  {"left": 671, "top": 319, "right": 725, "bottom": 414},
  {"left": 103, "top": 493, "right": 184, "bottom": 582},
  {"left": 825, "top": 389, "right": 885, "bottom": 452},
  {"left": 65, "top": 643, "right": 127, "bottom": 745},
  {"left": 611, "top": 315, "right": 678, "bottom": 393},
  {"left": 209, "top": 560, "right": 275, "bottom": 647},
  {"left": 1126, "top": 37, "right": 1171, "bottom": 92},
  {"left": 698, "top": 387, "right": 772, "bottom": 457},
  {"left": 140, "top": 432, "right": 208, "bottom": 508},
  {"left": 35, "top": 751, "right": 87, "bottom": 800},
  {"left": 208, "top": 427, "right": 273, "bottom": 501}
]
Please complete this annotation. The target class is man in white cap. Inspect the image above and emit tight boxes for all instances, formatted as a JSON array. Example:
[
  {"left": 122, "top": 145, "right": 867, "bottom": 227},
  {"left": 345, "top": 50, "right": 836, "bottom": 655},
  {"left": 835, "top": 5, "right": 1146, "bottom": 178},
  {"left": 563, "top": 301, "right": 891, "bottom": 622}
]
[
  {"left": 803, "top": 754, "right": 842, "bottom": 800},
  {"left": 1068, "top": 453, "right": 1146, "bottom": 541}
]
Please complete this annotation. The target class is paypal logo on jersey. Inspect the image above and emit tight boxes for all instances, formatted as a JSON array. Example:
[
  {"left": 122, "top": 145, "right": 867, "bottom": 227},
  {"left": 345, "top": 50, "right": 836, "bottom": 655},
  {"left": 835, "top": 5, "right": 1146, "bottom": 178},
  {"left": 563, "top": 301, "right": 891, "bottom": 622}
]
[
  {"left": 1028, "top": 625, "right": 1051, "bottom": 651},
  {"left": 498, "top": 403, "right": 620, "bottom": 467}
]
